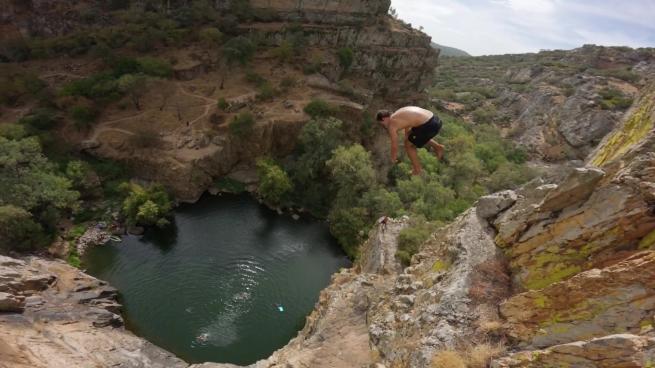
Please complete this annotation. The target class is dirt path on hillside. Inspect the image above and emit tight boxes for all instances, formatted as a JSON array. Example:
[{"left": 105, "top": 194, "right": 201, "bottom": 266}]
[{"left": 89, "top": 83, "right": 216, "bottom": 145}]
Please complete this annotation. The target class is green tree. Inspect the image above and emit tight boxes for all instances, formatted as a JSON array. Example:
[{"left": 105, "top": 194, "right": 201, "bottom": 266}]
[
  {"left": 337, "top": 47, "right": 354, "bottom": 74},
  {"left": 229, "top": 112, "right": 255, "bottom": 137},
  {"left": 0, "top": 205, "right": 46, "bottom": 251},
  {"left": 256, "top": 159, "right": 293, "bottom": 205},
  {"left": 199, "top": 27, "right": 223, "bottom": 47},
  {"left": 304, "top": 99, "right": 335, "bottom": 118},
  {"left": 120, "top": 183, "right": 172, "bottom": 227},
  {"left": 327, "top": 145, "right": 376, "bottom": 198},
  {"left": 272, "top": 40, "right": 293, "bottom": 63},
  {"left": 223, "top": 36, "right": 256, "bottom": 66},
  {"left": 137, "top": 57, "right": 173, "bottom": 77},
  {"left": 328, "top": 206, "right": 368, "bottom": 258},
  {"left": 117, "top": 74, "right": 148, "bottom": 110},
  {"left": 0, "top": 137, "right": 79, "bottom": 249}
]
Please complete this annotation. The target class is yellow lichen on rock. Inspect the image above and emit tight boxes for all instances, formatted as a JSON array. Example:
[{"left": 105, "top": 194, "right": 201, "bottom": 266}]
[{"left": 590, "top": 87, "right": 655, "bottom": 167}]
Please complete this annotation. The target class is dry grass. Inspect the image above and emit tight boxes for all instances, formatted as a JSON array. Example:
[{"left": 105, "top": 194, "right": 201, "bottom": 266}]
[
  {"left": 479, "top": 320, "right": 504, "bottom": 334},
  {"left": 466, "top": 343, "right": 506, "bottom": 368},
  {"left": 431, "top": 350, "right": 467, "bottom": 368}
]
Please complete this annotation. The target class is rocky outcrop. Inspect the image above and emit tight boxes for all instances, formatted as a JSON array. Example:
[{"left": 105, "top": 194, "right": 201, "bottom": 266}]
[
  {"left": 359, "top": 216, "right": 408, "bottom": 274},
  {"left": 365, "top": 205, "right": 511, "bottom": 367},
  {"left": 492, "top": 334, "right": 655, "bottom": 368},
  {"left": 0, "top": 255, "right": 187, "bottom": 368},
  {"left": 221, "top": 0, "right": 391, "bottom": 24},
  {"left": 493, "top": 84, "right": 655, "bottom": 291},
  {"left": 500, "top": 251, "right": 655, "bottom": 348}
]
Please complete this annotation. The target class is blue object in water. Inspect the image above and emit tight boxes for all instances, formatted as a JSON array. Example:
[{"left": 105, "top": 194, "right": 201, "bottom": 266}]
[{"left": 275, "top": 304, "right": 284, "bottom": 312}]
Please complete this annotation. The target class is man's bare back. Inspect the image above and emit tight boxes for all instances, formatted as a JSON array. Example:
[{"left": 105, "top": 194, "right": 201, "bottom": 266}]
[{"left": 389, "top": 106, "right": 434, "bottom": 130}]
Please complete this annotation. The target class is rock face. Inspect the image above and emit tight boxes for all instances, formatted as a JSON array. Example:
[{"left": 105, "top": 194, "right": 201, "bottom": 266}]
[
  {"left": 0, "top": 255, "right": 187, "bottom": 368},
  {"left": 221, "top": 0, "right": 391, "bottom": 24}
]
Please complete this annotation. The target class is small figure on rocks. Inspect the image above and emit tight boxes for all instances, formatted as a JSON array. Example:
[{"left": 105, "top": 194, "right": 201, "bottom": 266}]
[
  {"left": 377, "top": 106, "right": 445, "bottom": 175},
  {"left": 379, "top": 216, "right": 389, "bottom": 232}
]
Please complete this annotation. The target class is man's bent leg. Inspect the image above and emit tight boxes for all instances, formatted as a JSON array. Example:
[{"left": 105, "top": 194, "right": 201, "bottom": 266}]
[
  {"left": 404, "top": 138, "right": 422, "bottom": 175},
  {"left": 427, "top": 140, "right": 444, "bottom": 160}
]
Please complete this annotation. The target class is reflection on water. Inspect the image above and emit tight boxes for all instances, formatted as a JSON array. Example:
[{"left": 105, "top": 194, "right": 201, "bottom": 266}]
[{"left": 84, "top": 194, "right": 349, "bottom": 365}]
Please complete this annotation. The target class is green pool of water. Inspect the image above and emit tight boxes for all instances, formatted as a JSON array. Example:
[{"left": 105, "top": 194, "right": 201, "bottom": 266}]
[{"left": 84, "top": 194, "right": 350, "bottom": 365}]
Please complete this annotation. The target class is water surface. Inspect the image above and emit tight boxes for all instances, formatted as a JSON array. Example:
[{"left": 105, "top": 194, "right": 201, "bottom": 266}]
[{"left": 84, "top": 194, "right": 350, "bottom": 365}]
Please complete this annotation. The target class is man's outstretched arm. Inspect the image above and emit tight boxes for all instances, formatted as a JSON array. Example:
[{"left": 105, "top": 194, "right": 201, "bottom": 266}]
[{"left": 389, "top": 127, "right": 399, "bottom": 163}]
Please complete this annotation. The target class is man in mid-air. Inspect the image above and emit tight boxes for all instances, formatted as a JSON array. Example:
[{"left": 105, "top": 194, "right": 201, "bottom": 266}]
[{"left": 377, "top": 106, "right": 445, "bottom": 175}]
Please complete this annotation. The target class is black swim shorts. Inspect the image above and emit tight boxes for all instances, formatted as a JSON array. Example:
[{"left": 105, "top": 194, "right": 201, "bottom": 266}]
[{"left": 408, "top": 115, "right": 442, "bottom": 148}]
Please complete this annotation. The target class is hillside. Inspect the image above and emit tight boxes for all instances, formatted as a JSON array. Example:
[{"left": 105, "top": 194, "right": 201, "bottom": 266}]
[
  {"left": 0, "top": 0, "right": 438, "bottom": 201},
  {"left": 431, "top": 45, "right": 655, "bottom": 161},
  {"left": 431, "top": 42, "right": 471, "bottom": 57}
]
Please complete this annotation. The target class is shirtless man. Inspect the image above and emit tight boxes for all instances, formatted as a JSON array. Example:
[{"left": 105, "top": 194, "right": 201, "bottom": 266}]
[{"left": 377, "top": 106, "right": 445, "bottom": 175}]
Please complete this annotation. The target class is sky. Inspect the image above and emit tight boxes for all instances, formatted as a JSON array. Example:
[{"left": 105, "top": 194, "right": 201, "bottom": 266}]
[{"left": 390, "top": 0, "right": 655, "bottom": 56}]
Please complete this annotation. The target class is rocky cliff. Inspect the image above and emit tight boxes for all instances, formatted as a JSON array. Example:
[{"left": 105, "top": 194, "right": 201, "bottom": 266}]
[
  {"left": 0, "top": 255, "right": 187, "bottom": 368},
  {"left": 433, "top": 45, "right": 655, "bottom": 161},
  {"left": 196, "top": 83, "right": 655, "bottom": 367},
  {"left": 1, "top": 86, "right": 654, "bottom": 367}
]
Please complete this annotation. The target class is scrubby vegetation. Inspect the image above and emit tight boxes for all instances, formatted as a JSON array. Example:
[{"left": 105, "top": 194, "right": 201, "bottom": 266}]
[
  {"left": 120, "top": 183, "right": 172, "bottom": 227},
  {"left": 273, "top": 110, "right": 532, "bottom": 259},
  {"left": 229, "top": 112, "right": 255, "bottom": 137},
  {"left": 0, "top": 137, "right": 79, "bottom": 251}
]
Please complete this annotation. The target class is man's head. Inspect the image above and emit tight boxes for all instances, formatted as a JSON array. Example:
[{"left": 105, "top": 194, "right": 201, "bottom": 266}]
[{"left": 376, "top": 110, "right": 392, "bottom": 127}]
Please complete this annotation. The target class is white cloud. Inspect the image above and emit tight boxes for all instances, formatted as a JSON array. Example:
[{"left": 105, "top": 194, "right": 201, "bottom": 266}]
[{"left": 390, "top": 0, "right": 655, "bottom": 56}]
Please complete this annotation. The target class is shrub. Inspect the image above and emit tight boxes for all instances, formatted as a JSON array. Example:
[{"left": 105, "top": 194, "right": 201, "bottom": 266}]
[
  {"left": 472, "top": 105, "right": 497, "bottom": 124},
  {"left": 598, "top": 87, "right": 633, "bottom": 110},
  {"left": 396, "top": 218, "right": 434, "bottom": 266},
  {"left": 70, "top": 104, "right": 98, "bottom": 129},
  {"left": 328, "top": 206, "right": 369, "bottom": 258},
  {"left": 229, "top": 112, "right": 255, "bottom": 137},
  {"left": 19, "top": 108, "right": 58, "bottom": 131},
  {"left": 337, "top": 47, "right": 354, "bottom": 71},
  {"left": 215, "top": 177, "right": 246, "bottom": 193},
  {"left": 198, "top": 27, "right": 223, "bottom": 46},
  {"left": 245, "top": 71, "right": 266, "bottom": 86},
  {"left": 304, "top": 99, "right": 335, "bottom": 118},
  {"left": 280, "top": 77, "right": 295, "bottom": 91},
  {"left": 223, "top": 36, "right": 256, "bottom": 65},
  {"left": 217, "top": 97, "right": 229, "bottom": 110},
  {"left": 466, "top": 343, "right": 505, "bottom": 368},
  {"left": 256, "top": 159, "right": 293, "bottom": 205},
  {"left": 597, "top": 67, "right": 640, "bottom": 83},
  {"left": 272, "top": 40, "right": 293, "bottom": 63},
  {"left": 431, "top": 350, "right": 466, "bottom": 368},
  {"left": 0, "top": 123, "right": 27, "bottom": 140},
  {"left": 120, "top": 183, "right": 172, "bottom": 227},
  {"left": 0, "top": 205, "right": 47, "bottom": 251},
  {"left": 109, "top": 0, "right": 130, "bottom": 10},
  {"left": 257, "top": 83, "right": 277, "bottom": 101},
  {"left": 137, "top": 57, "right": 173, "bottom": 77}
]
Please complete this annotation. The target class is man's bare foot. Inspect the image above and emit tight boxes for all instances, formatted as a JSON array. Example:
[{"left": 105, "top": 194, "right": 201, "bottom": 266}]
[{"left": 433, "top": 144, "right": 445, "bottom": 161}]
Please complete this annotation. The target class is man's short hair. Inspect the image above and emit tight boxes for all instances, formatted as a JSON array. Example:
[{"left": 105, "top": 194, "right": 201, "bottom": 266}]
[{"left": 376, "top": 110, "right": 391, "bottom": 122}]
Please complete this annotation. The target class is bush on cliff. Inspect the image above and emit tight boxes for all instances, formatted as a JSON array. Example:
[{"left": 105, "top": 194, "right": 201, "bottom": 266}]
[
  {"left": 120, "top": 183, "right": 172, "bottom": 228},
  {"left": 256, "top": 159, "right": 293, "bottom": 206},
  {"left": 0, "top": 205, "right": 47, "bottom": 251},
  {"left": 0, "top": 136, "right": 80, "bottom": 251},
  {"left": 304, "top": 99, "right": 336, "bottom": 118},
  {"left": 229, "top": 112, "right": 255, "bottom": 137}
]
